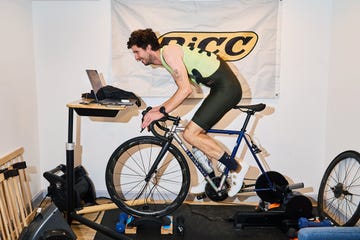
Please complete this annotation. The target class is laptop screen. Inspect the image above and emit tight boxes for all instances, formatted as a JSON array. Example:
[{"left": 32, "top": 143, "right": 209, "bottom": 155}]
[{"left": 86, "top": 69, "right": 104, "bottom": 95}]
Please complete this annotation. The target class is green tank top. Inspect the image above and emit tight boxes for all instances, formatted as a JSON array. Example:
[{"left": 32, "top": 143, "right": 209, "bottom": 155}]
[{"left": 160, "top": 45, "right": 220, "bottom": 84}]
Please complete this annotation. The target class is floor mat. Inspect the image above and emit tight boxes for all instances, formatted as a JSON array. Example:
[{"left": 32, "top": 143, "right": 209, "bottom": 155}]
[{"left": 94, "top": 203, "right": 290, "bottom": 240}]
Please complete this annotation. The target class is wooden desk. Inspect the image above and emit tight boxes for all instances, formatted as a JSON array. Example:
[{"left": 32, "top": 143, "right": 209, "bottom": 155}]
[
  {"left": 67, "top": 99, "right": 127, "bottom": 117},
  {"left": 65, "top": 99, "right": 131, "bottom": 240}
]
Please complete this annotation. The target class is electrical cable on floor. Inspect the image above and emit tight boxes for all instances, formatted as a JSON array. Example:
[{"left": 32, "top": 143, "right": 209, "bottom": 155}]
[{"left": 189, "top": 208, "right": 233, "bottom": 222}]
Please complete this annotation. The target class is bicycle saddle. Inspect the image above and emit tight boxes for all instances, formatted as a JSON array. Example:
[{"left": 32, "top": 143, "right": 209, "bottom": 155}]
[{"left": 233, "top": 103, "right": 266, "bottom": 112}]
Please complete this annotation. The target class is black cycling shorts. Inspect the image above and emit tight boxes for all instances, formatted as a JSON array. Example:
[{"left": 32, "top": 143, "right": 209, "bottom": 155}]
[{"left": 192, "top": 59, "right": 242, "bottom": 130}]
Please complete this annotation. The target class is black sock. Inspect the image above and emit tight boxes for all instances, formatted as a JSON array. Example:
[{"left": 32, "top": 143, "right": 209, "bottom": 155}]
[{"left": 218, "top": 152, "right": 238, "bottom": 171}]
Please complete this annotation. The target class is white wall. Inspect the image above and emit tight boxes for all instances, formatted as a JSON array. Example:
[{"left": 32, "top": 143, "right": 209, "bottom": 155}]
[
  {"left": 260, "top": 0, "right": 332, "bottom": 193},
  {"left": 32, "top": 0, "right": 113, "bottom": 190},
  {"left": 2, "top": 0, "right": 356, "bottom": 202},
  {"left": 0, "top": 0, "right": 41, "bottom": 195},
  {"left": 325, "top": 0, "right": 360, "bottom": 168}
]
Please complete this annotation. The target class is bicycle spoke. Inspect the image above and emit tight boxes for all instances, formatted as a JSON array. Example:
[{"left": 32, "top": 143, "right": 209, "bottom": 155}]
[
  {"left": 137, "top": 143, "right": 147, "bottom": 174},
  {"left": 155, "top": 182, "right": 180, "bottom": 197},
  {"left": 116, "top": 172, "right": 144, "bottom": 179},
  {"left": 120, "top": 152, "right": 147, "bottom": 176},
  {"left": 128, "top": 146, "right": 151, "bottom": 175},
  {"left": 124, "top": 180, "right": 147, "bottom": 202}
]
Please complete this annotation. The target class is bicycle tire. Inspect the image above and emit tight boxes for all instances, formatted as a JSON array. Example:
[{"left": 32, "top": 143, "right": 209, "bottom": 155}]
[
  {"left": 105, "top": 136, "right": 190, "bottom": 218},
  {"left": 318, "top": 150, "right": 360, "bottom": 226}
]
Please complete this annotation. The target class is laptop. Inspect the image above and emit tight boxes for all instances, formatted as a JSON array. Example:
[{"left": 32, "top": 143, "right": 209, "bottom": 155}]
[{"left": 86, "top": 69, "right": 133, "bottom": 106}]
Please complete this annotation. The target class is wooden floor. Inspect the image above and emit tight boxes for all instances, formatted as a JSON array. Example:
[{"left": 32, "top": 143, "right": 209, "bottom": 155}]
[
  {"left": 71, "top": 211, "right": 104, "bottom": 240},
  {"left": 40, "top": 197, "right": 110, "bottom": 240},
  {"left": 71, "top": 197, "right": 116, "bottom": 240}
]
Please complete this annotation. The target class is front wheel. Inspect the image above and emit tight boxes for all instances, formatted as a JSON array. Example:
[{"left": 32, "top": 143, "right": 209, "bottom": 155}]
[
  {"left": 318, "top": 150, "right": 360, "bottom": 226},
  {"left": 105, "top": 136, "right": 190, "bottom": 218}
]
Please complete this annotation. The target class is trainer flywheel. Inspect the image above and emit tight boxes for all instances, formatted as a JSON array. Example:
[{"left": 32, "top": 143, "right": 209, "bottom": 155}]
[{"left": 255, "top": 171, "right": 289, "bottom": 203}]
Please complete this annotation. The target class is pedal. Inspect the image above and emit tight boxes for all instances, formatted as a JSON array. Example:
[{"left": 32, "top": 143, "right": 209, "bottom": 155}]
[{"left": 196, "top": 193, "right": 207, "bottom": 200}]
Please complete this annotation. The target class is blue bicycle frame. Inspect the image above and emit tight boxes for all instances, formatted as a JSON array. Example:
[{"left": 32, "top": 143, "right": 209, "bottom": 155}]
[{"left": 206, "top": 111, "right": 275, "bottom": 193}]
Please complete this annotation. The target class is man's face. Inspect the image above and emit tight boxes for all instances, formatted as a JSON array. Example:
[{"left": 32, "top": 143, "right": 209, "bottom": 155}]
[{"left": 131, "top": 45, "right": 152, "bottom": 66}]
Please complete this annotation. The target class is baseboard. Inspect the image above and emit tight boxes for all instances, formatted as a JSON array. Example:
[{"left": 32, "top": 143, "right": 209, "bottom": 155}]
[
  {"left": 32, "top": 189, "right": 47, "bottom": 207},
  {"left": 96, "top": 189, "right": 111, "bottom": 199}
]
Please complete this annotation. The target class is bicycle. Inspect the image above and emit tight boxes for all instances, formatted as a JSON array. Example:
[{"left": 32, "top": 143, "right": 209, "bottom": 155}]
[
  {"left": 317, "top": 150, "right": 360, "bottom": 226},
  {"left": 105, "top": 103, "right": 298, "bottom": 218}
]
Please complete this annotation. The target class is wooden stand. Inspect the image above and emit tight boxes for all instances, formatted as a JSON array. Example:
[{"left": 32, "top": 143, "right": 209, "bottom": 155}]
[
  {"left": 125, "top": 216, "right": 173, "bottom": 235},
  {"left": 0, "top": 147, "right": 35, "bottom": 240}
]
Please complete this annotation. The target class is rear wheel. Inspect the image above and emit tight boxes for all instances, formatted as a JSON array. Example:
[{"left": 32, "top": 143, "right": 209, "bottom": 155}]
[
  {"left": 318, "top": 150, "right": 360, "bottom": 226},
  {"left": 105, "top": 136, "right": 190, "bottom": 217}
]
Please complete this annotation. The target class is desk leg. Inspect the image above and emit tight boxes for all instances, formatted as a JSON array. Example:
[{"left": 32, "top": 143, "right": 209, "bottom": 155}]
[
  {"left": 66, "top": 107, "right": 75, "bottom": 224},
  {"left": 64, "top": 106, "right": 131, "bottom": 240}
]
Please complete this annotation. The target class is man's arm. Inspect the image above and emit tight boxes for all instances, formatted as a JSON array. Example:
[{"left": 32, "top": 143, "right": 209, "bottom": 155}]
[
  {"left": 160, "top": 44, "right": 193, "bottom": 112},
  {"left": 141, "top": 45, "right": 192, "bottom": 129}
]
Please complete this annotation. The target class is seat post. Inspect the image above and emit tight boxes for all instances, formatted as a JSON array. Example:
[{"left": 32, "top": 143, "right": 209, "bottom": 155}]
[{"left": 240, "top": 110, "right": 255, "bottom": 132}]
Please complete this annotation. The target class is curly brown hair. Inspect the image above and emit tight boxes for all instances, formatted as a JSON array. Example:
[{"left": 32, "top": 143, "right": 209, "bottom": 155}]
[{"left": 127, "top": 28, "right": 161, "bottom": 51}]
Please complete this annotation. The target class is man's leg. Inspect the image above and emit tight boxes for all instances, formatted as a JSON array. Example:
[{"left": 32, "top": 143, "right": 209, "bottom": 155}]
[
  {"left": 183, "top": 121, "right": 249, "bottom": 196},
  {"left": 183, "top": 121, "right": 223, "bottom": 194},
  {"left": 183, "top": 121, "right": 223, "bottom": 160}
]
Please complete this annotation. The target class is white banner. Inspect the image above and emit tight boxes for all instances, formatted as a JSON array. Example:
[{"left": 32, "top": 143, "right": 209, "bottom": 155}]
[{"left": 111, "top": 0, "right": 280, "bottom": 98}]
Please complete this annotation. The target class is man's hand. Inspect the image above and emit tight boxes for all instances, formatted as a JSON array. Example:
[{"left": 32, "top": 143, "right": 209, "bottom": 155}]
[{"left": 141, "top": 107, "right": 164, "bottom": 130}]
